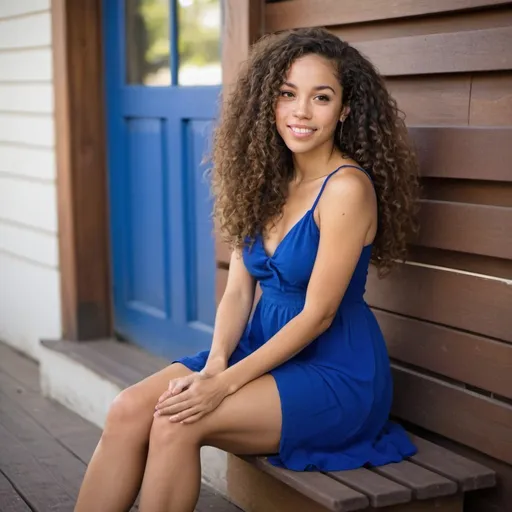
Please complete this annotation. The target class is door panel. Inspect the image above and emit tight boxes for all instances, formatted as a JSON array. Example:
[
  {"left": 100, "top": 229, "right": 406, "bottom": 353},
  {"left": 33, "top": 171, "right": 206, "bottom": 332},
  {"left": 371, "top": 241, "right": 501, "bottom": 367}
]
[{"left": 104, "top": 0, "right": 220, "bottom": 359}]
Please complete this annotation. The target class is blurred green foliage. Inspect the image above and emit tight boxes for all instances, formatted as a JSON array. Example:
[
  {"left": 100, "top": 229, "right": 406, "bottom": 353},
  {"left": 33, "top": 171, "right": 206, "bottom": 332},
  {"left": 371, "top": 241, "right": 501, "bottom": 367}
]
[{"left": 137, "top": 0, "right": 220, "bottom": 68}]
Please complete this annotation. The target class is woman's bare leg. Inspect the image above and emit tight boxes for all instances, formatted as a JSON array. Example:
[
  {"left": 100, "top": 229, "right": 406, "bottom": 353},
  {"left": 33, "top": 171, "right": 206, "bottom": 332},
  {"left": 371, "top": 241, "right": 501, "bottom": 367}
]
[
  {"left": 74, "top": 363, "right": 194, "bottom": 512},
  {"left": 138, "top": 374, "right": 282, "bottom": 512}
]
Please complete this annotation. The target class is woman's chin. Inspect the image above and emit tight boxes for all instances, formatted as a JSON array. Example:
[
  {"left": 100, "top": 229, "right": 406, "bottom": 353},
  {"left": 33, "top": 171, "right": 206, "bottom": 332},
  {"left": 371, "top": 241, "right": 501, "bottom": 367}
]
[{"left": 283, "top": 138, "right": 318, "bottom": 155}]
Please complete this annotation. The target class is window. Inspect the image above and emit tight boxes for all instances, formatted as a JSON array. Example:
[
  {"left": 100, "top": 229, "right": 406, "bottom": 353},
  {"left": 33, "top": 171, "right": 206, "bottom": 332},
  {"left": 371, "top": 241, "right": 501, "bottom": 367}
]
[{"left": 125, "top": 0, "right": 221, "bottom": 87}]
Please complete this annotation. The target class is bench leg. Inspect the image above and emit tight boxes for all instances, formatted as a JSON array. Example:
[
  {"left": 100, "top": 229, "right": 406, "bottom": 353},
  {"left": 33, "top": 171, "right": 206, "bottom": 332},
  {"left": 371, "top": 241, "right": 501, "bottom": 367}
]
[
  {"left": 226, "top": 455, "right": 464, "bottom": 512},
  {"left": 227, "top": 455, "right": 331, "bottom": 512}
]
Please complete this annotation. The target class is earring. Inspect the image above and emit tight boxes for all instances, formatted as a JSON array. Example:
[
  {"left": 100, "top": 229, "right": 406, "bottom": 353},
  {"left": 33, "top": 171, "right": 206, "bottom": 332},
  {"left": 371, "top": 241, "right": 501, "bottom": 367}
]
[{"left": 339, "top": 118, "right": 345, "bottom": 138}]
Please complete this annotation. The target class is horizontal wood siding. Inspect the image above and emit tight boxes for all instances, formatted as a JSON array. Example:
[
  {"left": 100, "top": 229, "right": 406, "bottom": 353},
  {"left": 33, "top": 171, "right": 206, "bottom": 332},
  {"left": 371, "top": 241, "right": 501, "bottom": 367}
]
[
  {"left": 265, "top": 0, "right": 512, "bottom": 31},
  {"left": 219, "top": 2, "right": 512, "bottom": 509},
  {"left": 0, "top": 2, "right": 61, "bottom": 360}
]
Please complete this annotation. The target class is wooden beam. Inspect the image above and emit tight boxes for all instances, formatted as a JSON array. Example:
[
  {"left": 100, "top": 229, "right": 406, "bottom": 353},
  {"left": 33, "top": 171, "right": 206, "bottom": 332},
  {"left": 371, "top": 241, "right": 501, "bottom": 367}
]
[
  {"left": 410, "top": 127, "right": 512, "bottom": 182},
  {"left": 266, "top": 0, "right": 512, "bottom": 32},
  {"left": 217, "top": 0, "right": 264, "bottom": 267},
  {"left": 392, "top": 364, "right": 512, "bottom": 465},
  {"left": 366, "top": 264, "right": 512, "bottom": 344},
  {"left": 222, "top": 0, "right": 264, "bottom": 89},
  {"left": 416, "top": 200, "right": 512, "bottom": 259},
  {"left": 352, "top": 27, "right": 512, "bottom": 76},
  {"left": 375, "top": 310, "right": 512, "bottom": 400},
  {"left": 52, "top": 0, "right": 110, "bottom": 340}
]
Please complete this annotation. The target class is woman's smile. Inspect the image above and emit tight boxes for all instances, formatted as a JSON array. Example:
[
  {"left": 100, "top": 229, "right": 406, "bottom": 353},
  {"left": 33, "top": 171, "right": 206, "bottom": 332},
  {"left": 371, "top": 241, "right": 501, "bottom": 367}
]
[{"left": 288, "top": 124, "right": 317, "bottom": 138}]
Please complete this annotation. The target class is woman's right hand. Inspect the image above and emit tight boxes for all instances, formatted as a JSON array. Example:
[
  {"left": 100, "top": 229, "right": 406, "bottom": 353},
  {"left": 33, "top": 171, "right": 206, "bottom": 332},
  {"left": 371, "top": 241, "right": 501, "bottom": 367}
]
[
  {"left": 157, "top": 372, "right": 203, "bottom": 404},
  {"left": 157, "top": 357, "right": 227, "bottom": 405},
  {"left": 155, "top": 372, "right": 202, "bottom": 415},
  {"left": 167, "top": 372, "right": 202, "bottom": 397}
]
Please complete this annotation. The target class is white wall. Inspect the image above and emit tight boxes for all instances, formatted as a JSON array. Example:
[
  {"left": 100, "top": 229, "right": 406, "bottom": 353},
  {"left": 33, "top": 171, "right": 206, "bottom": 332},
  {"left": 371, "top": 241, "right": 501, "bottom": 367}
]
[{"left": 0, "top": 0, "right": 61, "bottom": 360}]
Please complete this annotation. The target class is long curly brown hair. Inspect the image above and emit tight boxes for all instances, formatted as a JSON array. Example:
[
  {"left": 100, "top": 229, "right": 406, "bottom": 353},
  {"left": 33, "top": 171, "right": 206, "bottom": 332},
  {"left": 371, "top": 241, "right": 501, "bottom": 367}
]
[{"left": 211, "top": 28, "right": 420, "bottom": 276}]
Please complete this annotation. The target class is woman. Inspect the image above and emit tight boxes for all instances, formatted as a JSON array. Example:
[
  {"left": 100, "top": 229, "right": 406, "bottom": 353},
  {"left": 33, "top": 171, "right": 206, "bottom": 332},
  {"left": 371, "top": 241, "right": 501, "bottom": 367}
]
[{"left": 75, "top": 28, "right": 419, "bottom": 512}]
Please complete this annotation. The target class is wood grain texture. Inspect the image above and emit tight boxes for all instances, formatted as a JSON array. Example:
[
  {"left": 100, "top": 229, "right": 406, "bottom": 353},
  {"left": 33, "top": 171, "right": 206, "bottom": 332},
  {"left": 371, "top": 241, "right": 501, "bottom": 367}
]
[
  {"left": 410, "top": 127, "right": 512, "bottom": 181},
  {"left": 408, "top": 428, "right": 512, "bottom": 512},
  {"left": 392, "top": 365, "right": 512, "bottom": 464},
  {"left": 0, "top": 471, "right": 31, "bottom": 512},
  {"left": 371, "top": 461, "right": 457, "bottom": 500},
  {"left": 407, "top": 246, "right": 512, "bottom": 281},
  {"left": 0, "top": 342, "right": 40, "bottom": 391},
  {"left": 375, "top": 310, "right": 512, "bottom": 399},
  {"left": 421, "top": 179, "right": 512, "bottom": 207},
  {"left": 218, "top": 0, "right": 264, "bottom": 267},
  {"left": 0, "top": 342, "right": 239, "bottom": 512},
  {"left": 41, "top": 339, "right": 149, "bottom": 388},
  {"left": 0, "top": 368, "right": 100, "bottom": 465},
  {"left": 52, "top": 0, "right": 110, "bottom": 340},
  {"left": 228, "top": 455, "right": 333, "bottom": 512},
  {"left": 470, "top": 72, "right": 512, "bottom": 126},
  {"left": 0, "top": 389, "right": 87, "bottom": 499},
  {"left": 408, "top": 435, "right": 496, "bottom": 491},
  {"left": 228, "top": 454, "right": 465, "bottom": 512},
  {"left": 245, "top": 456, "right": 369, "bottom": 511},
  {"left": 386, "top": 75, "right": 471, "bottom": 126},
  {"left": 0, "top": 407, "right": 79, "bottom": 510},
  {"left": 235, "top": 437, "right": 495, "bottom": 509},
  {"left": 352, "top": 27, "right": 512, "bottom": 76},
  {"left": 265, "top": 0, "right": 512, "bottom": 32},
  {"left": 327, "top": 468, "right": 411, "bottom": 508},
  {"left": 366, "top": 264, "right": 512, "bottom": 343},
  {"left": 329, "top": 8, "right": 512, "bottom": 44},
  {"left": 222, "top": 0, "right": 264, "bottom": 89},
  {"left": 416, "top": 200, "right": 512, "bottom": 259}
]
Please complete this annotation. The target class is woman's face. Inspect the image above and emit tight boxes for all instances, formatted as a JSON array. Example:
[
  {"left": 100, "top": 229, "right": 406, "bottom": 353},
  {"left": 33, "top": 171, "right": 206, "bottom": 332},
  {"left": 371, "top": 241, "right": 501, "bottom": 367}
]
[{"left": 275, "top": 54, "right": 347, "bottom": 155}]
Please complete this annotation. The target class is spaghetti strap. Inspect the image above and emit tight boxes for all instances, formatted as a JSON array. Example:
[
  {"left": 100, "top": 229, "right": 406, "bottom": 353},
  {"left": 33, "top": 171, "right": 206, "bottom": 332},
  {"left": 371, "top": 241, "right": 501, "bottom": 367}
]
[{"left": 311, "top": 164, "right": 372, "bottom": 212}]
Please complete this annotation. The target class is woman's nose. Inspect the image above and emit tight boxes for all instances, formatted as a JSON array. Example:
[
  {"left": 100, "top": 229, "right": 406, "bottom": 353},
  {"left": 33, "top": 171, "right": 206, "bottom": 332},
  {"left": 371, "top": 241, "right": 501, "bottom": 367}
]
[{"left": 293, "top": 98, "right": 312, "bottom": 119}]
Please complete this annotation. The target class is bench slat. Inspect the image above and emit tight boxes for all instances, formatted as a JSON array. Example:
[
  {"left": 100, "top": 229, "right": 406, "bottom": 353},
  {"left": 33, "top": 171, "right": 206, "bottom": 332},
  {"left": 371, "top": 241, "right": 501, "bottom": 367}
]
[
  {"left": 372, "top": 460, "right": 458, "bottom": 499},
  {"left": 327, "top": 468, "right": 412, "bottom": 508},
  {"left": 246, "top": 457, "right": 370, "bottom": 511},
  {"left": 409, "top": 435, "right": 497, "bottom": 491}
]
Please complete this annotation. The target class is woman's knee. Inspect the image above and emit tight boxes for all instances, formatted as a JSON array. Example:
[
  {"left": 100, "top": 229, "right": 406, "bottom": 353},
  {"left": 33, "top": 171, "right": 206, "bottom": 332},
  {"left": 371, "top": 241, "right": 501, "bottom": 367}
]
[
  {"left": 149, "top": 415, "right": 202, "bottom": 451},
  {"left": 104, "top": 386, "right": 147, "bottom": 435}
]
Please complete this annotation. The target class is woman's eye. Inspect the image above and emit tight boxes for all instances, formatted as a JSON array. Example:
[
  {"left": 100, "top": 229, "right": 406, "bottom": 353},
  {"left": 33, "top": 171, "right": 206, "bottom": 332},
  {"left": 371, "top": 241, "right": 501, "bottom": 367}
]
[
  {"left": 280, "top": 91, "right": 294, "bottom": 98},
  {"left": 316, "top": 95, "right": 330, "bottom": 102}
]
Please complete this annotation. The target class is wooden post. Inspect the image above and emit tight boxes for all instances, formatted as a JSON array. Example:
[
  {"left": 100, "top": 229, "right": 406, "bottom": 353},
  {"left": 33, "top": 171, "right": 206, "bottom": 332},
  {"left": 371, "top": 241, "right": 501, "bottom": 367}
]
[
  {"left": 222, "top": 0, "right": 265, "bottom": 90},
  {"left": 52, "top": 0, "right": 111, "bottom": 340},
  {"left": 215, "top": 0, "right": 265, "bottom": 286}
]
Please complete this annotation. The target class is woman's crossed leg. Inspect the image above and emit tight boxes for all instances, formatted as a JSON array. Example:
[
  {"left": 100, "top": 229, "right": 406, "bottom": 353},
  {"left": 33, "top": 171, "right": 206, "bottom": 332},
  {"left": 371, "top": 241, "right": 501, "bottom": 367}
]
[{"left": 74, "top": 362, "right": 281, "bottom": 512}]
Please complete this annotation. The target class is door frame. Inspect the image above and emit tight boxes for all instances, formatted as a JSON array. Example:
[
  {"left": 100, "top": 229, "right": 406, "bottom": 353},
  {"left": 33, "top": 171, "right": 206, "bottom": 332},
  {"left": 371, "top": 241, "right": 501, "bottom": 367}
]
[{"left": 51, "top": 0, "right": 264, "bottom": 342}]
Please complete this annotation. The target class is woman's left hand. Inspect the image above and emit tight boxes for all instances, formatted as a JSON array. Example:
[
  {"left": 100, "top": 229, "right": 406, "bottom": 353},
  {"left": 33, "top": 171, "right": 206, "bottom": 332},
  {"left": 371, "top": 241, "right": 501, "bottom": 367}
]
[{"left": 154, "top": 374, "right": 229, "bottom": 424}]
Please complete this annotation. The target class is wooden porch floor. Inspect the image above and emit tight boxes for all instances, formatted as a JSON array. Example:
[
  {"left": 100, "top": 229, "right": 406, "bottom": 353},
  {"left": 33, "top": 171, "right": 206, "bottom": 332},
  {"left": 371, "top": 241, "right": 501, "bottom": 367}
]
[{"left": 0, "top": 342, "right": 240, "bottom": 512}]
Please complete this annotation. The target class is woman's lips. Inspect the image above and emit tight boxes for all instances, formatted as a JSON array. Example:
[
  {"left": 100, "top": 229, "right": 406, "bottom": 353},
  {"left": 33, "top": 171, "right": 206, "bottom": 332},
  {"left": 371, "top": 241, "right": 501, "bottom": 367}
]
[{"left": 288, "top": 125, "right": 316, "bottom": 139}]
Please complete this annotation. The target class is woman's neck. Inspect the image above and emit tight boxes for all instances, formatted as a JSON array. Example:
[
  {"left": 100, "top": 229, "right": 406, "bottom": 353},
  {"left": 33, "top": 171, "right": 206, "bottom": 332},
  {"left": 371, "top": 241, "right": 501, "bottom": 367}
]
[{"left": 292, "top": 143, "right": 343, "bottom": 183}]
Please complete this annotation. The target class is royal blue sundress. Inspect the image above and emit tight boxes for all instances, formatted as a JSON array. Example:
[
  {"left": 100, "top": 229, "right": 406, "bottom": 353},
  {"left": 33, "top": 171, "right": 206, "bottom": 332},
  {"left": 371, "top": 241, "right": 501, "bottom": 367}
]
[{"left": 176, "top": 165, "right": 417, "bottom": 471}]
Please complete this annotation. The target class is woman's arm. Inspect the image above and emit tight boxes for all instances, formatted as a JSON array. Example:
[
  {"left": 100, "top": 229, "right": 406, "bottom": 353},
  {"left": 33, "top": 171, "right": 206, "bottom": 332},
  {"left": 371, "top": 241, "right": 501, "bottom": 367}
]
[
  {"left": 220, "top": 172, "right": 376, "bottom": 394},
  {"left": 202, "top": 249, "right": 256, "bottom": 375}
]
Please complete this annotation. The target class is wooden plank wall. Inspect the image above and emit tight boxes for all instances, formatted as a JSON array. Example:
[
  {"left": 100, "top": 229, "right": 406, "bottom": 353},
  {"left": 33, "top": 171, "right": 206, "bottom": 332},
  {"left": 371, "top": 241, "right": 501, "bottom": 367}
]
[{"left": 219, "top": 2, "right": 512, "bottom": 510}]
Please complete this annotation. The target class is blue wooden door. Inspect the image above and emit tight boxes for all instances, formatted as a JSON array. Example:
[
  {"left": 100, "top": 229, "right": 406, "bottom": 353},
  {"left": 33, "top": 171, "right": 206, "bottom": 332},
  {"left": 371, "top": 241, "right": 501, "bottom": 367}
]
[{"left": 103, "top": 0, "right": 221, "bottom": 359}]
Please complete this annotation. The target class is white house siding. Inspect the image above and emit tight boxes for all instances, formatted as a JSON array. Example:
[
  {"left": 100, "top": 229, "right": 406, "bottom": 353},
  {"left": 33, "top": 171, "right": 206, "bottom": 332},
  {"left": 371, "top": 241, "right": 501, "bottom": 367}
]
[{"left": 0, "top": 0, "right": 61, "bottom": 360}]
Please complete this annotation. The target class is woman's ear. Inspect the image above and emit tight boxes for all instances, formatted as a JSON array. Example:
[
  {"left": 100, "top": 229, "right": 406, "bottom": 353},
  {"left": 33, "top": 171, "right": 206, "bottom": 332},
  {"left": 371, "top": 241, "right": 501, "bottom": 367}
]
[{"left": 340, "top": 105, "right": 351, "bottom": 122}]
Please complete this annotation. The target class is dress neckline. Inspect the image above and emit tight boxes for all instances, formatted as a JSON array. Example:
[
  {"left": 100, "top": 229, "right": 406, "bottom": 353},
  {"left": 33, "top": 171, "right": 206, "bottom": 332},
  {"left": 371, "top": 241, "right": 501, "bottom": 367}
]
[
  {"left": 259, "top": 164, "right": 374, "bottom": 260},
  {"left": 260, "top": 210, "right": 312, "bottom": 259}
]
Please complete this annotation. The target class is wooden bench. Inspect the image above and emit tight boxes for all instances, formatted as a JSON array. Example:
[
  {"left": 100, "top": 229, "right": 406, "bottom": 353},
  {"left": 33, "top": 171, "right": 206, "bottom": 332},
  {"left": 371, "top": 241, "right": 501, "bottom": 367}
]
[{"left": 227, "top": 433, "right": 496, "bottom": 512}]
